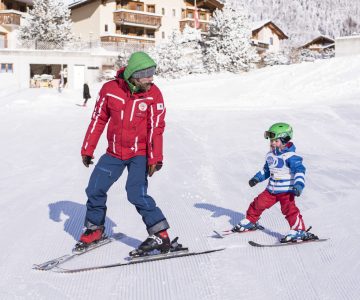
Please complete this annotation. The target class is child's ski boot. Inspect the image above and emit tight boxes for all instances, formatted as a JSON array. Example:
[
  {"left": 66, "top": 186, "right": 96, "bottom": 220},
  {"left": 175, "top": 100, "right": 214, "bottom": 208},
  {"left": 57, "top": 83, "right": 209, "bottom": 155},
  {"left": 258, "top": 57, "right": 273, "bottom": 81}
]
[
  {"left": 232, "top": 218, "right": 263, "bottom": 232},
  {"left": 280, "top": 227, "right": 319, "bottom": 243}
]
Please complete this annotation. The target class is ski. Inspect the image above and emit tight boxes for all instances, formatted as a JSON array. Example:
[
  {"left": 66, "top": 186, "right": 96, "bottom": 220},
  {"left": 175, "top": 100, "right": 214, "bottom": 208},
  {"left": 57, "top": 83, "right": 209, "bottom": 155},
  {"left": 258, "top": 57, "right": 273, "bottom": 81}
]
[
  {"left": 212, "top": 224, "right": 265, "bottom": 239},
  {"left": 53, "top": 248, "right": 225, "bottom": 273},
  {"left": 33, "top": 233, "right": 124, "bottom": 271},
  {"left": 248, "top": 238, "right": 329, "bottom": 248}
]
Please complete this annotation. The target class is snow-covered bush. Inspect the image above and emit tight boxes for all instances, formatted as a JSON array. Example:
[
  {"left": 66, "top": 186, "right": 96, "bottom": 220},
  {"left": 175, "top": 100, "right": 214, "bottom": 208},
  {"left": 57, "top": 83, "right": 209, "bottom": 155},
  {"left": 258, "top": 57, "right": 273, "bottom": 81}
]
[
  {"left": 150, "top": 26, "right": 204, "bottom": 78},
  {"left": 263, "top": 51, "right": 290, "bottom": 66},
  {"left": 298, "top": 49, "right": 329, "bottom": 62},
  {"left": 19, "top": 0, "right": 74, "bottom": 48},
  {"left": 114, "top": 52, "right": 131, "bottom": 70},
  {"left": 203, "top": 3, "right": 259, "bottom": 73}
]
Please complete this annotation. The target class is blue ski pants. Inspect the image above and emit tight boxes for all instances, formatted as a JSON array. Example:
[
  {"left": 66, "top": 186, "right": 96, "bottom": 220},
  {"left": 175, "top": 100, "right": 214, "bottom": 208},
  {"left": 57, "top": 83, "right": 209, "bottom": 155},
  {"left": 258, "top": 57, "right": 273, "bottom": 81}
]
[{"left": 84, "top": 153, "right": 169, "bottom": 235}]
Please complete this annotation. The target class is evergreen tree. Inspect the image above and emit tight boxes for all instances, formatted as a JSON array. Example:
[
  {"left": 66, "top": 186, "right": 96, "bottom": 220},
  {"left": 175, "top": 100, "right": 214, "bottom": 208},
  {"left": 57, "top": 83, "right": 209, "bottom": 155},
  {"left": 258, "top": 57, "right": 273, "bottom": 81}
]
[
  {"left": 203, "top": 3, "right": 259, "bottom": 73},
  {"left": 19, "top": 0, "right": 73, "bottom": 48}
]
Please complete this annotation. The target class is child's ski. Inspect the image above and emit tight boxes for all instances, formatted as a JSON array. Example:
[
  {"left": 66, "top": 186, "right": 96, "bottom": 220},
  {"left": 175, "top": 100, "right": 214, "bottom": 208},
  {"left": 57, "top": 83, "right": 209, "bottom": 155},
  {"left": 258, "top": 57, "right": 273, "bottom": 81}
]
[
  {"left": 33, "top": 233, "right": 124, "bottom": 271},
  {"left": 53, "top": 247, "right": 225, "bottom": 273},
  {"left": 212, "top": 225, "right": 265, "bottom": 239},
  {"left": 248, "top": 238, "right": 329, "bottom": 248}
]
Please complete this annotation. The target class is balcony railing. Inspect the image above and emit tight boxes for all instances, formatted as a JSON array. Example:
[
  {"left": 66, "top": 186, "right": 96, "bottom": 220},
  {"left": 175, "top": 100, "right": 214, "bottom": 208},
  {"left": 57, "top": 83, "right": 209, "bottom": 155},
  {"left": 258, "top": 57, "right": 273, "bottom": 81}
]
[
  {"left": 179, "top": 20, "right": 209, "bottom": 32},
  {"left": 101, "top": 34, "right": 155, "bottom": 44},
  {"left": 251, "top": 40, "right": 269, "bottom": 51},
  {"left": 0, "top": 12, "right": 21, "bottom": 26},
  {"left": 114, "top": 9, "right": 161, "bottom": 28}
]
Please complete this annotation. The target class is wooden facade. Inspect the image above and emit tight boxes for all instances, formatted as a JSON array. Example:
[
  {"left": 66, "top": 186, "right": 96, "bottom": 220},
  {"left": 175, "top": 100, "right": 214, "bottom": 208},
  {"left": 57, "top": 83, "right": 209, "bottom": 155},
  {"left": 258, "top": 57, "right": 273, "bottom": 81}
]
[
  {"left": 300, "top": 36, "right": 335, "bottom": 52},
  {"left": 70, "top": 0, "right": 223, "bottom": 44},
  {"left": 0, "top": 0, "right": 30, "bottom": 12},
  {"left": 180, "top": 0, "right": 222, "bottom": 33},
  {"left": 114, "top": 10, "right": 161, "bottom": 28},
  {"left": 0, "top": 12, "right": 21, "bottom": 26}
]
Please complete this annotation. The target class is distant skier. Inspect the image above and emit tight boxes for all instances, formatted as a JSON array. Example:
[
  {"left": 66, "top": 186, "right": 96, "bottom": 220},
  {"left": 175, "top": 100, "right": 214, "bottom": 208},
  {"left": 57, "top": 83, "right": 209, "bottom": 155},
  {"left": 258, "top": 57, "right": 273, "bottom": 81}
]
[
  {"left": 232, "top": 123, "right": 318, "bottom": 243},
  {"left": 82, "top": 83, "right": 91, "bottom": 106},
  {"left": 78, "top": 52, "right": 171, "bottom": 256}
]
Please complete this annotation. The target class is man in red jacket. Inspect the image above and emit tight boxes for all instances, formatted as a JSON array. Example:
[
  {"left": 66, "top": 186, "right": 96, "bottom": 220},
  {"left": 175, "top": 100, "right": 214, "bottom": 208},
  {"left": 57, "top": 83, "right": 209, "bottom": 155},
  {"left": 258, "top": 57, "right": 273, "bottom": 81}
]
[{"left": 78, "top": 52, "right": 170, "bottom": 256}]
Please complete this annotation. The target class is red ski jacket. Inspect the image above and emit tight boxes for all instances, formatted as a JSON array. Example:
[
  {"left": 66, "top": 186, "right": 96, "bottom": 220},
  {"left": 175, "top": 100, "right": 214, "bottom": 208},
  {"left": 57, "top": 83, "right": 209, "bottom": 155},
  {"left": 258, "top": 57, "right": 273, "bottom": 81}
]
[{"left": 81, "top": 70, "right": 166, "bottom": 165}]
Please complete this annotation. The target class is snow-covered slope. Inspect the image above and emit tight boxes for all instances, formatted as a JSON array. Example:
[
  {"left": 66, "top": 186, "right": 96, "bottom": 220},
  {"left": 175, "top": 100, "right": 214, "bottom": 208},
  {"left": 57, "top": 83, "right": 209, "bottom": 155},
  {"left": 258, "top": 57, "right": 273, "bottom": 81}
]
[
  {"left": 234, "top": 0, "right": 360, "bottom": 44},
  {"left": 0, "top": 56, "right": 359, "bottom": 299}
]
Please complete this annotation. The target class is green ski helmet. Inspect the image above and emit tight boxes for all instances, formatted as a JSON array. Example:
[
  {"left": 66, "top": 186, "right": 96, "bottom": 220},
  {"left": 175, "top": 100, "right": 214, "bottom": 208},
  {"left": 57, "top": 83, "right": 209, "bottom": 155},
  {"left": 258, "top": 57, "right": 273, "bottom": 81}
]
[{"left": 264, "top": 122, "right": 293, "bottom": 143}]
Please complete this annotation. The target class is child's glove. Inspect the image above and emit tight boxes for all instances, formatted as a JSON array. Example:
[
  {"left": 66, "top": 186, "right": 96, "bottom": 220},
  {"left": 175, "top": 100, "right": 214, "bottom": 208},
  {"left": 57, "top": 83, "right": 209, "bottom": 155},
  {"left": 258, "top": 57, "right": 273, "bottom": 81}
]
[
  {"left": 249, "top": 177, "right": 260, "bottom": 187},
  {"left": 293, "top": 183, "right": 303, "bottom": 197}
]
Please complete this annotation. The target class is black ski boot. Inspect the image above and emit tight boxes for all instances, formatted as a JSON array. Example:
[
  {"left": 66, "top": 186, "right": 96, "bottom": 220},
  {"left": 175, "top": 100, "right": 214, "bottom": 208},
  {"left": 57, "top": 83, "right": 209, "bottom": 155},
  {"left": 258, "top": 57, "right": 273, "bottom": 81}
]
[{"left": 129, "top": 230, "right": 171, "bottom": 257}]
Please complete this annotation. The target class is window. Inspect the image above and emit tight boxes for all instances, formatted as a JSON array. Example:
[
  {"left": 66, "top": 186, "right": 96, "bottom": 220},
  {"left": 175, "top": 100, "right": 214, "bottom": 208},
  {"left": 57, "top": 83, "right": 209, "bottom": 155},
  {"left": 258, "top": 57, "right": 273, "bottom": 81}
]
[
  {"left": 172, "top": 9, "right": 176, "bottom": 17},
  {"left": 162, "top": 8, "right": 165, "bottom": 15},
  {"left": 147, "top": 31, "right": 155, "bottom": 38},
  {"left": 105, "top": 24, "right": 108, "bottom": 32},
  {"left": 187, "top": 12, "right": 193, "bottom": 18},
  {"left": 136, "top": 4, "right": 142, "bottom": 11},
  {"left": 147, "top": 5, "right": 155, "bottom": 13},
  {"left": 162, "top": 31, "right": 165, "bottom": 39},
  {"left": 270, "top": 37, "right": 273, "bottom": 45},
  {"left": 0, "top": 63, "right": 13, "bottom": 73}
]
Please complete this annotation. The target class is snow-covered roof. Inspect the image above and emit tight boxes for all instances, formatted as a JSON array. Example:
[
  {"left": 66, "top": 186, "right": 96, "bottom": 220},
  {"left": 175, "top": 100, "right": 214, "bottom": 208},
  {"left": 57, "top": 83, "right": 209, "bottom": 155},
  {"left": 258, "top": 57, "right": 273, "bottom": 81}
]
[
  {"left": 69, "top": 0, "right": 93, "bottom": 9},
  {"left": 251, "top": 19, "right": 272, "bottom": 31},
  {"left": 336, "top": 34, "right": 360, "bottom": 40},
  {"left": 16, "top": 0, "right": 33, "bottom": 4},
  {"left": 251, "top": 20, "right": 288, "bottom": 40},
  {"left": 301, "top": 35, "right": 335, "bottom": 48}
]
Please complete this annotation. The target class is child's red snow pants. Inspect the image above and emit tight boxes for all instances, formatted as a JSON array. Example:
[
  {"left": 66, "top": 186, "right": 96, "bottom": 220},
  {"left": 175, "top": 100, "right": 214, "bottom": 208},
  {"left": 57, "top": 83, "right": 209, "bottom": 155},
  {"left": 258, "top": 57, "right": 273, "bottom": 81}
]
[{"left": 246, "top": 190, "right": 305, "bottom": 230}]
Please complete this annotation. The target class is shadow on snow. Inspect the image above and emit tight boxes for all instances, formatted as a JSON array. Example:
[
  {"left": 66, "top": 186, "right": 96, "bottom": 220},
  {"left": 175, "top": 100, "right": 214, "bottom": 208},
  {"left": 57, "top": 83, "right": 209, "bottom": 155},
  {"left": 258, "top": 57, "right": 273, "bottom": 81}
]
[
  {"left": 194, "top": 202, "right": 283, "bottom": 239},
  {"left": 48, "top": 200, "right": 141, "bottom": 248}
]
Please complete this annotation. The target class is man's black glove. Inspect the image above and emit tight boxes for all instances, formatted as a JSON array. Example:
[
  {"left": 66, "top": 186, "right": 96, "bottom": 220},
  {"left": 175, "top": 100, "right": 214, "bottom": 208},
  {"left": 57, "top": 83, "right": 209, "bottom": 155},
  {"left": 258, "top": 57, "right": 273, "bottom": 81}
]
[
  {"left": 148, "top": 162, "right": 163, "bottom": 177},
  {"left": 249, "top": 177, "right": 260, "bottom": 187},
  {"left": 293, "top": 183, "right": 303, "bottom": 197},
  {"left": 82, "top": 155, "right": 94, "bottom": 168}
]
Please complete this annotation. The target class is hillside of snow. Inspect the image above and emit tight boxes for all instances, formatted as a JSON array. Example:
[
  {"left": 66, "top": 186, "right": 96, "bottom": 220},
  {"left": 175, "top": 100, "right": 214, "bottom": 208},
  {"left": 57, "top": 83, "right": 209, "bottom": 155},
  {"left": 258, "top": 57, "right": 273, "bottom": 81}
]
[
  {"left": 234, "top": 0, "right": 360, "bottom": 44},
  {"left": 0, "top": 55, "right": 359, "bottom": 299}
]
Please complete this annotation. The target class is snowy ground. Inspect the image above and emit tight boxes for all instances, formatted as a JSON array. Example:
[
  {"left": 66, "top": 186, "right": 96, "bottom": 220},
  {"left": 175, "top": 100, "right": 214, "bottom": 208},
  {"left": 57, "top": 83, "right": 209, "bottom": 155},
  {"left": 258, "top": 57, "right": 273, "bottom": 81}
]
[{"left": 0, "top": 56, "right": 359, "bottom": 300}]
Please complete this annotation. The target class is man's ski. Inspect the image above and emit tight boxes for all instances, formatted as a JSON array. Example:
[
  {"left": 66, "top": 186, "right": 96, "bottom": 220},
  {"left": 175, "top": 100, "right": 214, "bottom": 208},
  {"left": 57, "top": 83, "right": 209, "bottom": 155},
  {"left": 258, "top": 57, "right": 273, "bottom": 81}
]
[
  {"left": 53, "top": 247, "right": 225, "bottom": 273},
  {"left": 248, "top": 238, "right": 329, "bottom": 248},
  {"left": 33, "top": 233, "right": 123, "bottom": 271},
  {"left": 212, "top": 224, "right": 265, "bottom": 239}
]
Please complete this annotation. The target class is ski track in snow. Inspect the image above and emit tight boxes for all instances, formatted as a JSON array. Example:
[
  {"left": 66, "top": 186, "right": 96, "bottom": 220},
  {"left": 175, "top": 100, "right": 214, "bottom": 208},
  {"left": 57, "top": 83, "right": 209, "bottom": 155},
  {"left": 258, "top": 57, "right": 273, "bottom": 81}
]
[{"left": 0, "top": 56, "right": 360, "bottom": 299}]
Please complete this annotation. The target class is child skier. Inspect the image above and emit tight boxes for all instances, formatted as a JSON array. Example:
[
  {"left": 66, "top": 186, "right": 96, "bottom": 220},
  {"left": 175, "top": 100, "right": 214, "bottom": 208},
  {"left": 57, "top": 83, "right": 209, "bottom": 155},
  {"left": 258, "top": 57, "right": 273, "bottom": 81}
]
[{"left": 232, "top": 122, "right": 318, "bottom": 243}]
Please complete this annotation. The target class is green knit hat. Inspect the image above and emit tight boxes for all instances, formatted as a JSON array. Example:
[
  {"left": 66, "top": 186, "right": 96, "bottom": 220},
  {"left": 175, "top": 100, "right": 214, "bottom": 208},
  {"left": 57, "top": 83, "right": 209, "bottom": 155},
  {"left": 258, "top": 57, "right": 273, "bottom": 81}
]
[{"left": 124, "top": 52, "right": 156, "bottom": 81}]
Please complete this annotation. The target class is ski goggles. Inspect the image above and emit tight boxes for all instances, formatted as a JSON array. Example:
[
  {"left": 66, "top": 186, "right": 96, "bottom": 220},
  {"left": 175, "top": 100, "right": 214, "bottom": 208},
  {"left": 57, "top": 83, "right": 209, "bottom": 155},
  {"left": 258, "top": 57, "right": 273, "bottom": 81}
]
[
  {"left": 131, "top": 67, "right": 156, "bottom": 79},
  {"left": 264, "top": 131, "right": 276, "bottom": 139}
]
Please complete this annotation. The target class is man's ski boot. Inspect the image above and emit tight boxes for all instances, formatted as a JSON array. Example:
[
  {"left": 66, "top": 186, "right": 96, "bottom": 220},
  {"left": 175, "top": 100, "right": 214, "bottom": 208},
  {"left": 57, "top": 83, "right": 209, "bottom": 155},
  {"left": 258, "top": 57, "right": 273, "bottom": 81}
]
[
  {"left": 129, "top": 230, "right": 172, "bottom": 257},
  {"left": 232, "top": 218, "right": 264, "bottom": 233},
  {"left": 280, "top": 226, "right": 319, "bottom": 243},
  {"left": 73, "top": 225, "right": 106, "bottom": 253}
]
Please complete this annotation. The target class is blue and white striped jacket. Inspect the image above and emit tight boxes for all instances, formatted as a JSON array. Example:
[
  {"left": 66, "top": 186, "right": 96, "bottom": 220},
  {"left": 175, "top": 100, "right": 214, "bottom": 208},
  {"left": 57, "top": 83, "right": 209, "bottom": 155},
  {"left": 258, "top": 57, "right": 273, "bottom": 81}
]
[{"left": 253, "top": 143, "right": 305, "bottom": 194}]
